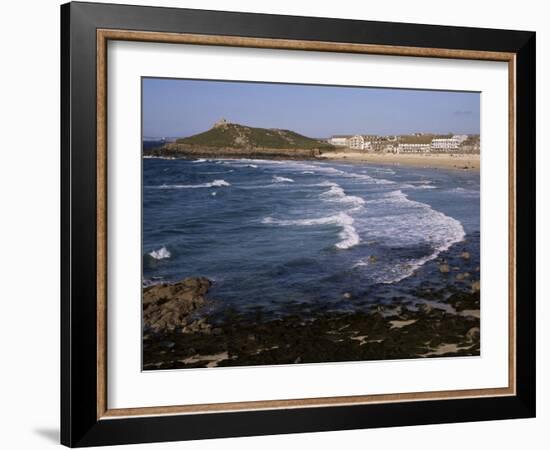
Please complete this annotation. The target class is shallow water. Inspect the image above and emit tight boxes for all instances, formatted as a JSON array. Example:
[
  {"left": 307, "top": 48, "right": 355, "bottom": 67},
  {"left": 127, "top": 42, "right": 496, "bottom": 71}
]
[{"left": 143, "top": 157, "right": 480, "bottom": 316}]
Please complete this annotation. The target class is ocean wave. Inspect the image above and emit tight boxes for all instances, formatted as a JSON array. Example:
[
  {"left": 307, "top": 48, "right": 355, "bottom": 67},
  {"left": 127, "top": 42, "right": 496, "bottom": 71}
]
[
  {"left": 262, "top": 212, "right": 360, "bottom": 250},
  {"left": 451, "top": 187, "right": 479, "bottom": 196},
  {"left": 146, "top": 179, "right": 231, "bottom": 189},
  {"left": 373, "top": 168, "right": 396, "bottom": 175},
  {"left": 319, "top": 184, "right": 365, "bottom": 209},
  {"left": 272, "top": 176, "right": 295, "bottom": 183},
  {"left": 221, "top": 161, "right": 258, "bottom": 169},
  {"left": 191, "top": 158, "right": 208, "bottom": 163},
  {"left": 316, "top": 167, "right": 345, "bottom": 174},
  {"left": 356, "top": 189, "right": 465, "bottom": 283},
  {"left": 143, "top": 155, "right": 176, "bottom": 160},
  {"left": 148, "top": 246, "right": 171, "bottom": 260},
  {"left": 221, "top": 158, "right": 285, "bottom": 166},
  {"left": 345, "top": 172, "right": 395, "bottom": 184},
  {"left": 401, "top": 183, "right": 436, "bottom": 190}
]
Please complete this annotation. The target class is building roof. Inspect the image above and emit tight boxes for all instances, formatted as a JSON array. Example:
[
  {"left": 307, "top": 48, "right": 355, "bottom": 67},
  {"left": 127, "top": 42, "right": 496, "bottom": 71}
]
[{"left": 398, "top": 135, "right": 434, "bottom": 144}]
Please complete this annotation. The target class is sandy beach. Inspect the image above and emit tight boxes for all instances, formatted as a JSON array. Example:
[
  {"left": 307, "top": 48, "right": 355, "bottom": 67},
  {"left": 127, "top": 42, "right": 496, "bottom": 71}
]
[{"left": 319, "top": 151, "right": 480, "bottom": 171}]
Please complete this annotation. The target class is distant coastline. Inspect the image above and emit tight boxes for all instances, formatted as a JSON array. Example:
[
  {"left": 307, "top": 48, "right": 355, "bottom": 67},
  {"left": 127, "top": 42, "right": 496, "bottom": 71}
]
[
  {"left": 144, "top": 120, "right": 480, "bottom": 171},
  {"left": 144, "top": 145, "right": 479, "bottom": 171}
]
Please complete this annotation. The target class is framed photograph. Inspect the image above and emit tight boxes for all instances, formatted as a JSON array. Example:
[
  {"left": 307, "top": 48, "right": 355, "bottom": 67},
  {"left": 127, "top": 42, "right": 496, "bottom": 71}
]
[{"left": 61, "top": 1, "right": 536, "bottom": 447}]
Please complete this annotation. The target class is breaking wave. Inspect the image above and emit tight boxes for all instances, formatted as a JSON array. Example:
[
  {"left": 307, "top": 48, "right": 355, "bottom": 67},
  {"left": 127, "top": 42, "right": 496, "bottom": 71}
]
[
  {"left": 272, "top": 176, "right": 295, "bottom": 183},
  {"left": 345, "top": 172, "right": 395, "bottom": 184},
  {"left": 148, "top": 246, "right": 171, "bottom": 260},
  {"left": 262, "top": 212, "right": 360, "bottom": 250},
  {"left": 319, "top": 183, "right": 365, "bottom": 209},
  {"left": 146, "top": 179, "right": 231, "bottom": 189},
  {"left": 451, "top": 187, "right": 479, "bottom": 196},
  {"left": 355, "top": 190, "right": 465, "bottom": 283}
]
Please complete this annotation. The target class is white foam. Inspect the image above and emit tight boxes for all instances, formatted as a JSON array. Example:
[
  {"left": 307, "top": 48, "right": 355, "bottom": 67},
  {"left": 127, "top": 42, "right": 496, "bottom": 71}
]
[
  {"left": 148, "top": 246, "right": 171, "bottom": 260},
  {"left": 272, "top": 176, "right": 295, "bottom": 183},
  {"left": 221, "top": 158, "right": 285, "bottom": 166},
  {"left": 147, "top": 179, "right": 231, "bottom": 189},
  {"left": 219, "top": 161, "right": 258, "bottom": 169},
  {"left": 356, "top": 189, "right": 466, "bottom": 283},
  {"left": 142, "top": 155, "right": 175, "bottom": 160},
  {"left": 192, "top": 158, "right": 208, "bottom": 163},
  {"left": 319, "top": 184, "right": 365, "bottom": 209},
  {"left": 262, "top": 212, "right": 360, "bottom": 250},
  {"left": 345, "top": 172, "right": 395, "bottom": 184},
  {"left": 451, "top": 187, "right": 479, "bottom": 196},
  {"left": 373, "top": 168, "right": 396, "bottom": 175},
  {"left": 401, "top": 183, "right": 436, "bottom": 190}
]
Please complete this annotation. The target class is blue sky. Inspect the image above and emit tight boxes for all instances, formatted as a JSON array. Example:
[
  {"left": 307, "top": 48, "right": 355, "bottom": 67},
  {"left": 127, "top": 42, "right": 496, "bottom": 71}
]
[{"left": 142, "top": 78, "right": 480, "bottom": 138}]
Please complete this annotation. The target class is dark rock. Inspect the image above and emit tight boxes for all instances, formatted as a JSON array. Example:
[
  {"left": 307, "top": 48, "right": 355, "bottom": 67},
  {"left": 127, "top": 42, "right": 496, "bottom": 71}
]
[
  {"left": 447, "top": 291, "right": 480, "bottom": 312},
  {"left": 182, "top": 318, "right": 212, "bottom": 334},
  {"left": 143, "top": 277, "right": 212, "bottom": 333},
  {"left": 142, "top": 281, "right": 481, "bottom": 370},
  {"left": 417, "top": 303, "right": 433, "bottom": 314},
  {"left": 466, "top": 327, "right": 480, "bottom": 342}
]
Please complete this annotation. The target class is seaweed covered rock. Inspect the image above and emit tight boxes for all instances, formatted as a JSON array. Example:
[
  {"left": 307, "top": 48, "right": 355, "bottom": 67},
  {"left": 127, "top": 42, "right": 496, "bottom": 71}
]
[
  {"left": 143, "top": 277, "right": 212, "bottom": 333},
  {"left": 446, "top": 290, "right": 480, "bottom": 312}
]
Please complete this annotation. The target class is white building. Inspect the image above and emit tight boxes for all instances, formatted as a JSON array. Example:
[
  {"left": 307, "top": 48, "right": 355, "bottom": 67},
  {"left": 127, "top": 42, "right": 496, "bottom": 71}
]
[
  {"left": 397, "top": 142, "right": 431, "bottom": 153},
  {"left": 328, "top": 135, "right": 352, "bottom": 147},
  {"left": 431, "top": 138, "right": 461, "bottom": 152},
  {"left": 396, "top": 135, "right": 433, "bottom": 153},
  {"left": 452, "top": 134, "right": 469, "bottom": 143},
  {"left": 348, "top": 135, "right": 373, "bottom": 150},
  {"left": 348, "top": 135, "right": 364, "bottom": 149}
]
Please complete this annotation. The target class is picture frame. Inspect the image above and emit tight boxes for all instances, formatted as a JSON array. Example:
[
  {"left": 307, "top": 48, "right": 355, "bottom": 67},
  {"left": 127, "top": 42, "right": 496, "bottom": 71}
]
[{"left": 61, "top": 1, "right": 536, "bottom": 447}]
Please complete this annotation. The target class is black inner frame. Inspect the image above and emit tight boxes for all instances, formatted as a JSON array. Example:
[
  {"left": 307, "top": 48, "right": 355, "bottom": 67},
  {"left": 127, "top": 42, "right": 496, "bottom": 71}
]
[{"left": 61, "top": 2, "right": 536, "bottom": 447}]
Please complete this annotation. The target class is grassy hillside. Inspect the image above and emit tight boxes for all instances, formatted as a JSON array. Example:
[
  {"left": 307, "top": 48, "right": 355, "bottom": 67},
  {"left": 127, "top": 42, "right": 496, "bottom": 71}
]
[{"left": 176, "top": 122, "right": 333, "bottom": 150}]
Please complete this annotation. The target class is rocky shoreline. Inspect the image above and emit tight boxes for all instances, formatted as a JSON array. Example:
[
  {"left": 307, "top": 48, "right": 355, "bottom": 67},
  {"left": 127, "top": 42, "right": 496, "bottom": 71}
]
[
  {"left": 146, "top": 143, "right": 335, "bottom": 161},
  {"left": 142, "top": 275, "right": 480, "bottom": 370}
]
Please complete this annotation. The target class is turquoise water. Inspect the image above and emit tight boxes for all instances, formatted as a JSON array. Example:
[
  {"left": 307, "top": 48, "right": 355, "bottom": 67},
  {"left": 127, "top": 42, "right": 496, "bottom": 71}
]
[{"left": 143, "top": 157, "right": 480, "bottom": 316}]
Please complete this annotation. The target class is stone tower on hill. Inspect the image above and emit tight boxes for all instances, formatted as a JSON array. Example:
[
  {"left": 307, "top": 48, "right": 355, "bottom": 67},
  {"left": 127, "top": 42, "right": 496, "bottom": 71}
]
[{"left": 213, "top": 118, "right": 229, "bottom": 128}]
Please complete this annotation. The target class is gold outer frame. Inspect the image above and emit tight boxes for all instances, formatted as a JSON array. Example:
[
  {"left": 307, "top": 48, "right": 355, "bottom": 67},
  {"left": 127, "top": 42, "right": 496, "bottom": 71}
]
[{"left": 96, "top": 29, "right": 516, "bottom": 420}]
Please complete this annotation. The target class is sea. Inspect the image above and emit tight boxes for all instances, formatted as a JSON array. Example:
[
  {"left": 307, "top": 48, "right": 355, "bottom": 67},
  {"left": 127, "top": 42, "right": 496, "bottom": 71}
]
[{"left": 143, "top": 157, "right": 480, "bottom": 318}]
